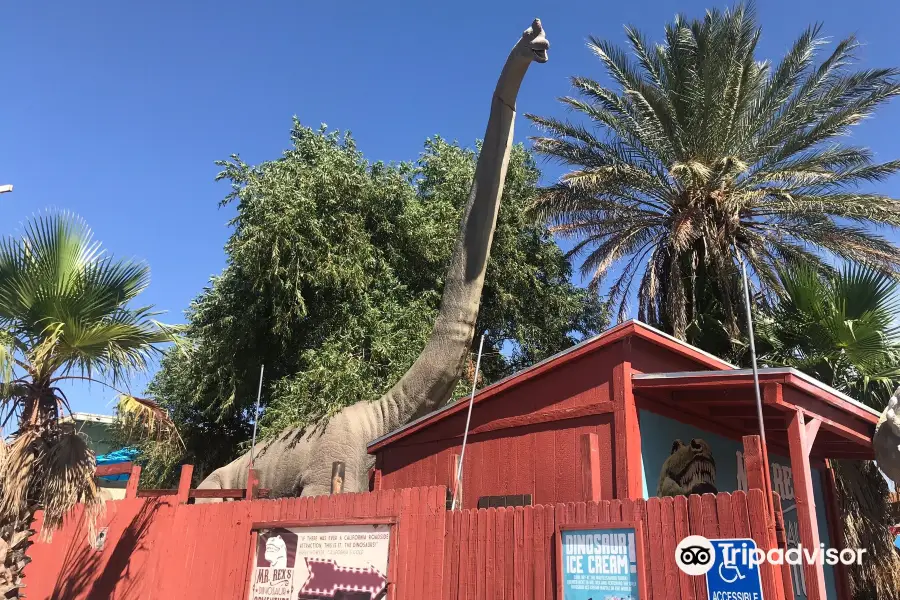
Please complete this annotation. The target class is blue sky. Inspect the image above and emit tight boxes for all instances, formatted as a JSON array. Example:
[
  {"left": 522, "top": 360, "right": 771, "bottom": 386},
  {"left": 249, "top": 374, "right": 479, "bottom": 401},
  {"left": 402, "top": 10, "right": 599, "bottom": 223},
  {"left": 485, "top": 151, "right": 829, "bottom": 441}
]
[{"left": 2, "top": 1, "right": 900, "bottom": 415}]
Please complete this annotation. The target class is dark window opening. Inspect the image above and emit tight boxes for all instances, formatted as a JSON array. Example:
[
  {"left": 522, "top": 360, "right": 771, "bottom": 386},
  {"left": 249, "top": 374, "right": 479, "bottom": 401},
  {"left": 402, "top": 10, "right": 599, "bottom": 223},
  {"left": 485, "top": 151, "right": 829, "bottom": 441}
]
[{"left": 476, "top": 494, "right": 533, "bottom": 509}]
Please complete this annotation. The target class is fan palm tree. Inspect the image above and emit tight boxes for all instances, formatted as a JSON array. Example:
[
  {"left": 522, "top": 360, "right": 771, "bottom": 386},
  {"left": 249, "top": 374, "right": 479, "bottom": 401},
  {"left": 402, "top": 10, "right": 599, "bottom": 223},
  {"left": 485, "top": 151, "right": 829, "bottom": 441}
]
[
  {"left": 527, "top": 3, "right": 900, "bottom": 343},
  {"left": 0, "top": 213, "right": 181, "bottom": 597},
  {"left": 758, "top": 264, "right": 900, "bottom": 598}
]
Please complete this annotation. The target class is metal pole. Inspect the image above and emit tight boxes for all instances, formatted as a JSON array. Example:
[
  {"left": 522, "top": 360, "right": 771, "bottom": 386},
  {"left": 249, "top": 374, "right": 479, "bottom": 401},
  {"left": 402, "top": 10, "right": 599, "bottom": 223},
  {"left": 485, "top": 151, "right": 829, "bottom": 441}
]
[
  {"left": 737, "top": 250, "right": 776, "bottom": 520},
  {"left": 737, "top": 252, "right": 767, "bottom": 449},
  {"left": 452, "top": 334, "right": 486, "bottom": 511},
  {"left": 248, "top": 364, "right": 265, "bottom": 470}
]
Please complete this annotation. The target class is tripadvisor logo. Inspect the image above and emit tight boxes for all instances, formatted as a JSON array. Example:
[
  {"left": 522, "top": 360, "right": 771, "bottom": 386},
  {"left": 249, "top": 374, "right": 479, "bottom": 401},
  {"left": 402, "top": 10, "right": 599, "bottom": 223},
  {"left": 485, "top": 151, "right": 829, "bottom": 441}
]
[{"left": 675, "top": 534, "right": 866, "bottom": 575}]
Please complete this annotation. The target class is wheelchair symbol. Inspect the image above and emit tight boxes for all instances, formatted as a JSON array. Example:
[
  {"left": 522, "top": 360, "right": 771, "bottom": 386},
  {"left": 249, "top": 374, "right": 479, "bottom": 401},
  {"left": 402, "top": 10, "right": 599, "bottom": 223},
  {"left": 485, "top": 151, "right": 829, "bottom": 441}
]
[{"left": 718, "top": 561, "right": 746, "bottom": 584}]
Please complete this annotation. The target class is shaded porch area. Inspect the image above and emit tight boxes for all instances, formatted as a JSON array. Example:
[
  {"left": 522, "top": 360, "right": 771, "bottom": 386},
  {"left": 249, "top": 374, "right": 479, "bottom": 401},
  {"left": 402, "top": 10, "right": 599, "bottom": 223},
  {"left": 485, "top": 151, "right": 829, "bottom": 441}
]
[{"left": 632, "top": 367, "right": 881, "bottom": 600}]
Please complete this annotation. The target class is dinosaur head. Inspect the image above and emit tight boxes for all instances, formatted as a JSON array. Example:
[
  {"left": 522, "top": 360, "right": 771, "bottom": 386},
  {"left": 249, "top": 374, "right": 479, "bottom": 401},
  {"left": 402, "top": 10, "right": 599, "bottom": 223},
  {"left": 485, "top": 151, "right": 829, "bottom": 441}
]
[
  {"left": 264, "top": 534, "right": 288, "bottom": 568},
  {"left": 657, "top": 438, "right": 718, "bottom": 497},
  {"left": 513, "top": 18, "right": 549, "bottom": 64}
]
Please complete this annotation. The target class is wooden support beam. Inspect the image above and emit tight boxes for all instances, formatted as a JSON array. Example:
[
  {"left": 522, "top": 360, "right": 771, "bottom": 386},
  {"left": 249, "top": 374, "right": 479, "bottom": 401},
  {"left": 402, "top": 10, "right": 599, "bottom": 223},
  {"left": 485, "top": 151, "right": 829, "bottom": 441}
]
[
  {"left": 95, "top": 461, "right": 134, "bottom": 478},
  {"left": 246, "top": 468, "right": 259, "bottom": 501},
  {"left": 330, "top": 461, "right": 345, "bottom": 494},
  {"left": 176, "top": 464, "right": 193, "bottom": 504},
  {"left": 448, "top": 453, "right": 461, "bottom": 506},
  {"left": 579, "top": 433, "right": 602, "bottom": 502},
  {"left": 125, "top": 465, "right": 141, "bottom": 499},
  {"left": 742, "top": 435, "right": 767, "bottom": 492},
  {"left": 805, "top": 417, "right": 821, "bottom": 447},
  {"left": 613, "top": 341, "right": 643, "bottom": 499},
  {"left": 788, "top": 409, "right": 827, "bottom": 600}
]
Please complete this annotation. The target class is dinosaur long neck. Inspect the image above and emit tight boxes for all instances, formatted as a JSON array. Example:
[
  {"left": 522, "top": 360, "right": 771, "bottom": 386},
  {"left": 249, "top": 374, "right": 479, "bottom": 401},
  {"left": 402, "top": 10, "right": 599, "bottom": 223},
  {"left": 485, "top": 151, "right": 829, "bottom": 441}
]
[{"left": 369, "top": 51, "right": 533, "bottom": 439}]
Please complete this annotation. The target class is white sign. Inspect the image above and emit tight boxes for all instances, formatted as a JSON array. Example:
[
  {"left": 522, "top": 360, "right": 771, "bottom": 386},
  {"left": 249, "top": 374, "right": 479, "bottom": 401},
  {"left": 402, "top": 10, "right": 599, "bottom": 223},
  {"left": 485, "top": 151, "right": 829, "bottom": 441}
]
[{"left": 248, "top": 523, "right": 391, "bottom": 600}]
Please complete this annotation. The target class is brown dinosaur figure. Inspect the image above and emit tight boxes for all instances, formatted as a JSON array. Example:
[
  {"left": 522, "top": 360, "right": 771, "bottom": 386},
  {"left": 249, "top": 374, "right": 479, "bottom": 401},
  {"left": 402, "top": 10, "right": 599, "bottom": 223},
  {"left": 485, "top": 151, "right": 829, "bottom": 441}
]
[
  {"left": 196, "top": 19, "right": 550, "bottom": 499},
  {"left": 656, "top": 438, "right": 718, "bottom": 497}
]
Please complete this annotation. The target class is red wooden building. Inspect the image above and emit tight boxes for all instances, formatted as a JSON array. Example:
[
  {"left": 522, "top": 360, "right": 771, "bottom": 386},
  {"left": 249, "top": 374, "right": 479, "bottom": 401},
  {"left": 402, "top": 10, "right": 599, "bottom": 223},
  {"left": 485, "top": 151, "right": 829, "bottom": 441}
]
[{"left": 367, "top": 320, "right": 881, "bottom": 600}]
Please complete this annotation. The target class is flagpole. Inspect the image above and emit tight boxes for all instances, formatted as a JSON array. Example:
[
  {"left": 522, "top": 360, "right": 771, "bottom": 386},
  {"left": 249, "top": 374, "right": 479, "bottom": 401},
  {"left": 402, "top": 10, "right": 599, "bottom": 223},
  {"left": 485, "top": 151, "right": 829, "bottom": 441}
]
[
  {"left": 452, "top": 334, "right": 486, "bottom": 511},
  {"left": 737, "top": 250, "right": 776, "bottom": 521},
  {"left": 248, "top": 364, "right": 265, "bottom": 470}
]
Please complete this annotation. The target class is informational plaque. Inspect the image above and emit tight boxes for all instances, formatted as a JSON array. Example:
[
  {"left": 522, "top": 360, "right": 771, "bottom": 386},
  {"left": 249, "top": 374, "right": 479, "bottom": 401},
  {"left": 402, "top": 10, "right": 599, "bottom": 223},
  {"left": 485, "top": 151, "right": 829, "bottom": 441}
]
[
  {"left": 557, "top": 522, "right": 647, "bottom": 600},
  {"left": 248, "top": 523, "right": 391, "bottom": 600}
]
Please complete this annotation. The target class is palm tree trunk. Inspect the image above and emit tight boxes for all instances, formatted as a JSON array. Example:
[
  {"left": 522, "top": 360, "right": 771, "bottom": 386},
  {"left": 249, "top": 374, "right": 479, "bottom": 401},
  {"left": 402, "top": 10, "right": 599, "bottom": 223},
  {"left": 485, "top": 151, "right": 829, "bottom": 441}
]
[{"left": 832, "top": 460, "right": 900, "bottom": 599}]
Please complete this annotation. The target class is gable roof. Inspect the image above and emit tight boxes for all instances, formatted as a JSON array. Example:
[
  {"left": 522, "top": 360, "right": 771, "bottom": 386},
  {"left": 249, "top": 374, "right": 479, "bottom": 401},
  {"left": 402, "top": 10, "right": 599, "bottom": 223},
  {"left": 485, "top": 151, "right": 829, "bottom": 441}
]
[{"left": 367, "top": 319, "right": 734, "bottom": 453}]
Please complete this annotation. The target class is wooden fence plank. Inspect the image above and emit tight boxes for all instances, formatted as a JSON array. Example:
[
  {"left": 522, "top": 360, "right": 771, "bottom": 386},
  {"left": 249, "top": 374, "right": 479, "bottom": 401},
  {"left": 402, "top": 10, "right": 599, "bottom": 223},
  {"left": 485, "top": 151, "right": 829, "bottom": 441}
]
[
  {"left": 514, "top": 507, "right": 525, "bottom": 600},
  {"left": 525, "top": 505, "right": 549, "bottom": 600},
  {"left": 647, "top": 498, "right": 667, "bottom": 600},
  {"left": 485, "top": 508, "right": 496, "bottom": 600},
  {"left": 545, "top": 503, "right": 555, "bottom": 600},
  {"left": 660, "top": 497, "right": 681, "bottom": 600}
]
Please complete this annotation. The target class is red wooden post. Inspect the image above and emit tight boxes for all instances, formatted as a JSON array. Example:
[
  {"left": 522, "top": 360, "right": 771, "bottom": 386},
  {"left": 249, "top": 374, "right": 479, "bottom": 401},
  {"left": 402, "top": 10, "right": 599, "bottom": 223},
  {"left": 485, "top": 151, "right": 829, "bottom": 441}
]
[
  {"left": 787, "top": 409, "right": 826, "bottom": 600},
  {"left": 125, "top": 464, "right": 141, "bottom": 499},
  {"left": 448, "top": 454, "right": 460, "bottom": 506},
  {"left": 372, "top": 454, "right": 384, "bottom": 492},
  {"left": 773, "top": 493, "right": 795, "bottom": 600},
  {"left": 823, "top": 460, "right": 852, "bottom": 600},
  {"left": 176, "top": 464, "right": 193, "bottom": 504},
  {"left": 246, "top": 468, "right": 259, "bottom": 500},
  {"left": 742, "top": 435, "right": 767, "bottom": 491},
  {"left": 579, "top": 433, "right": 602, "bottom": 502},
  {"left": 743, "top": 434, "right": 779, "bottom": 550},
  {"left": 612, "top": 339, "right": 642, "bottom": 499}
]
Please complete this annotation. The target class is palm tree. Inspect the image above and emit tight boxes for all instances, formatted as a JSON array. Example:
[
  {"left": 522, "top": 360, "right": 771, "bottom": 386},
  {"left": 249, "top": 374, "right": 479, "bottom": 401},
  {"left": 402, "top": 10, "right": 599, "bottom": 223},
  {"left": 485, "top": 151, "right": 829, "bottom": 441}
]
[
  {"left": 758, "top": 264, "right": 900, "bottom": 598},
  {"left": 527, "top": 3, "right": 900, "bottom": 343},
  {"left": 0, "top": 213, "right": 181, "bottom": 597}
]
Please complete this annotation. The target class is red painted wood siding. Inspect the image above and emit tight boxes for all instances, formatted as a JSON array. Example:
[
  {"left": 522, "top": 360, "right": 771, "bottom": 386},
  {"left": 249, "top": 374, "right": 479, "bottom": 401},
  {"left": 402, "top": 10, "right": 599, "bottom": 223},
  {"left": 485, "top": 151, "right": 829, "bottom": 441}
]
[
  {"left": 377, "top": 335, "right": 726, "bottom": 505},
  {"left": 379, "top": 343, "right": 622, "bottom": 504},
  {"left": 381, "top": 414, "right": 614, "bottom": 507}
]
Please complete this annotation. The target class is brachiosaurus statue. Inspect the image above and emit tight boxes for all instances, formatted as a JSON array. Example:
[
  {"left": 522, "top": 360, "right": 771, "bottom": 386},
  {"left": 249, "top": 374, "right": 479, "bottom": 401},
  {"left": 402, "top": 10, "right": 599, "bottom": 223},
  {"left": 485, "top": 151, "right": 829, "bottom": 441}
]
[
  {"left": 196, "top": 19, "right": 550, "bottom": 499},
  {"left": 874, "top": 389, "right": 900, "bottom": 484}
]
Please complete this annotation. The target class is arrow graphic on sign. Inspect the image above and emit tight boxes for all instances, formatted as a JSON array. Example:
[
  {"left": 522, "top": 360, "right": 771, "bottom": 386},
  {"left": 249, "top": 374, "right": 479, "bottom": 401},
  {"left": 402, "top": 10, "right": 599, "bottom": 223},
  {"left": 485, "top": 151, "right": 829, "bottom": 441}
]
[{"left": 298, "top": 558, "right": 387, "bottom": 598}]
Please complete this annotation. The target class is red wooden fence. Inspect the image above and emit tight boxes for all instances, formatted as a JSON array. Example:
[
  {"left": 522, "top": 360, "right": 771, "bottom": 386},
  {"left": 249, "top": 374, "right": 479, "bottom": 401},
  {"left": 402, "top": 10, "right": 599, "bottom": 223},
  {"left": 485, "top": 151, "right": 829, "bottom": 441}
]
[
  {"left": 443, "top": 488, "right": 785, "bottom": 600},
  {"left": 25, "top": 486, "right": 446, "bottom": 600},
  {"left": 25, "top": 487, "right": 784, "bottom": 600}
]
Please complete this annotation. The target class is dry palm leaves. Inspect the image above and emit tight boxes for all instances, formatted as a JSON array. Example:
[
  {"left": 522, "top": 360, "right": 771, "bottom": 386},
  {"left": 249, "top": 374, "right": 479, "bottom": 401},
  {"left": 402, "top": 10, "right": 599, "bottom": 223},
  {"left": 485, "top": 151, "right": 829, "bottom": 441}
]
[
  {"left": 833, "top": 459, "right": 900, "bottom": 599},
  {"left": 0, "top": 426, "right": 103, "bottom": 543}
]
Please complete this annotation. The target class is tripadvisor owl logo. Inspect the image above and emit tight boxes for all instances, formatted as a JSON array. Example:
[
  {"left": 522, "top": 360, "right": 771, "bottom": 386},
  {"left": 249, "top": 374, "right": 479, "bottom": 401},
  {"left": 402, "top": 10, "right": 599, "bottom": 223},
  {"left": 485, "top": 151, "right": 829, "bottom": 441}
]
[{"left": 675, "top": 535, "right": 715, "bottom": 576}]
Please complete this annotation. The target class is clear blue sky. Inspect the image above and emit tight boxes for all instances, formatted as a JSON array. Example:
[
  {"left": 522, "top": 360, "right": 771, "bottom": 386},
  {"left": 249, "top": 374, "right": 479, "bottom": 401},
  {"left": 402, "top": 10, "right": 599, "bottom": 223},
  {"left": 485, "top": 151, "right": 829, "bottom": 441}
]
[{"left": 2, "top": 1, "right": 900, "bottom": 415}]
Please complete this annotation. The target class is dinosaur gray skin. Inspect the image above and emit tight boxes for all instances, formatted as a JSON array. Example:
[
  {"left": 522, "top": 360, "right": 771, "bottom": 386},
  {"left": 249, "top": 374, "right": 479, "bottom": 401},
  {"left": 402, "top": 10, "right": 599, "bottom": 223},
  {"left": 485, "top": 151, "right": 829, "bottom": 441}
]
[
  {"left": 656, "top": 438, "right": 718, "bottom": 497},
  {"left": 874, "top": 390, "right": 900, "bottom": 485},
  {"left": 196, "top": 19, "right": 550, "bottom": 500}
]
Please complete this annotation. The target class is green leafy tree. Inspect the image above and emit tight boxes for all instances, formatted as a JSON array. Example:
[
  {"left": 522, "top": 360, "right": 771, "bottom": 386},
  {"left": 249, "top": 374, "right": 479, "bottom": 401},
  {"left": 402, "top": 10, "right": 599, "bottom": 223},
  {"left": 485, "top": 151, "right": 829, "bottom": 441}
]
[
  {"left": 527, "top": 3, "right": 900, "bottom": 344},
  {"left": 0, "top": 214, "right": 179, "bottom": 597},
  {"left": 139, "top": 121, "right": 607, "bottom": 485},
  {"left": 756, "top": 264, "right": 900, "bottom": 598}
]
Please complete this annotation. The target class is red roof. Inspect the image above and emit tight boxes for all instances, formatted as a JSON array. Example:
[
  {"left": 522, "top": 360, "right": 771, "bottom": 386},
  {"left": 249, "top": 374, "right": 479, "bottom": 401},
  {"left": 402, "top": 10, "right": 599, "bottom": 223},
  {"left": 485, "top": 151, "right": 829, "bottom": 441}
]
[
  {"left": 367, "top": 320, "right": 733, "bottom": 453},
  {"left": 367, "top": 320, "right": 880, "bottom": 457}
]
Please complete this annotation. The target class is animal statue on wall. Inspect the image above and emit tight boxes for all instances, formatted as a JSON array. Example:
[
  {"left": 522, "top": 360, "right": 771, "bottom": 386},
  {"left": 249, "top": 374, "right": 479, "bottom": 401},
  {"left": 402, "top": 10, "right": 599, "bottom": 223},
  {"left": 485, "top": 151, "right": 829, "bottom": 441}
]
[
  {"left": 657, "top": 438, "right": 718, "bottom": 497},
  {"left": 196, "top": 19, "right": 550, "bottom": 499},
  {"left": 874, "top": 390, "right": 900, "bottom": 484}
]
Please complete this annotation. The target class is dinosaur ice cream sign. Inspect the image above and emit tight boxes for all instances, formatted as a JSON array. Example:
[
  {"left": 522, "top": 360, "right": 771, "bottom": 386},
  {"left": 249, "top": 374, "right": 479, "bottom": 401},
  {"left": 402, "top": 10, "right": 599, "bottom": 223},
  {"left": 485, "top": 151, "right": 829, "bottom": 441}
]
[{"left": 248, "top": 524, "right": 391, "bottom": 600}]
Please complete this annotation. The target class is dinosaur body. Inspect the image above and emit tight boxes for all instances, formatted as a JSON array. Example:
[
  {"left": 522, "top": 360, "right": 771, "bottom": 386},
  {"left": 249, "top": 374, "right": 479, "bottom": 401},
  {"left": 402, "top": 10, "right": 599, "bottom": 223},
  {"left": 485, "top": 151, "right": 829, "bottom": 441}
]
[
  {"left": 874, "top": 390, "right": 900, "bottom": 485},
  {"left": 657, "top": 438, "right": 718, "bottom": 497},
  {"left": 197, "top": 19, "right": 550, "bottom": 499}
]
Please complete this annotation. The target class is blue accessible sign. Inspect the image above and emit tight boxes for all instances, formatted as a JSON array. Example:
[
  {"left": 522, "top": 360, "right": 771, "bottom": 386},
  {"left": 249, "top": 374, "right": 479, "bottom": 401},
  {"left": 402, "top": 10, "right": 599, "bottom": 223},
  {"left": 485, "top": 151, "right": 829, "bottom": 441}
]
[
  {"left": 558, "top": 523, "right": 646, "bottom": 600},
  {"left": 705, "top": 538, "right": 765, "bottom": 600}
]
